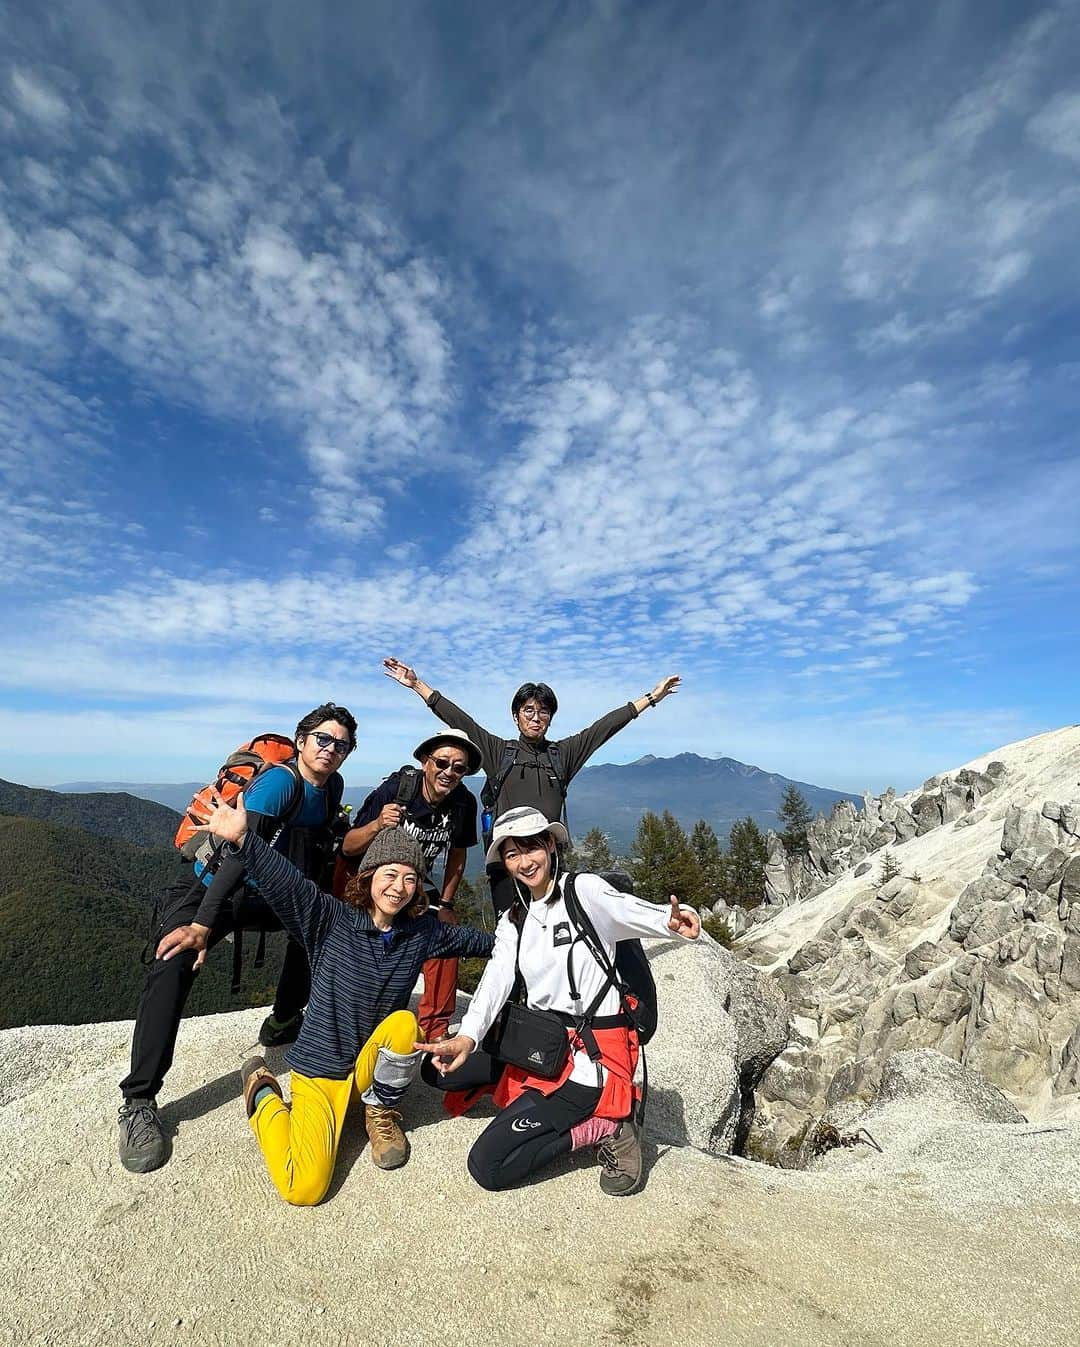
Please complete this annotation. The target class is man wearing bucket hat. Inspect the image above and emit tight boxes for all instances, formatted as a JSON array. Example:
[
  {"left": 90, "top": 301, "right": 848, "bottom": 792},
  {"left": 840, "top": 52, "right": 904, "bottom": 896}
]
[{"left": 342, "top": 727, "right": 482, "bottom": 1040}]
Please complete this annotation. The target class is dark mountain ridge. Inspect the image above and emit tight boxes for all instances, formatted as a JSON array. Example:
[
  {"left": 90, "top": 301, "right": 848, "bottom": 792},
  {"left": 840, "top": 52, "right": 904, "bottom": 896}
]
[
  {"left": 567, "top": 752, "right": 859, "bottom": 855},
  {"left": 0, "top": 811, "right": 285, "bottom": 1030},
  {"left": 0, "top": 778, "right": 181, "bottom": 850}
]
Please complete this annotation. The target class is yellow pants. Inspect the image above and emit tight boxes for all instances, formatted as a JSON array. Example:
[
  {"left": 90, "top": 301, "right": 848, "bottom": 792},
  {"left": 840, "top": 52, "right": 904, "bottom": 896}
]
[{"left": 250, "top": 1009, "right": 418, "bottom": 1206}]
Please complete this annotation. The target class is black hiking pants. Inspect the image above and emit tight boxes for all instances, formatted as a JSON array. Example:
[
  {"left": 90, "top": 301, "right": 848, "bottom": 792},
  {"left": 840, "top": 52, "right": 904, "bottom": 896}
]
[
  {"left": 422, "top": 1050, "right": 600, "bottom": 1190},
  {"left": 119, "top": 866, "right": 310, "bottom": 1102}
]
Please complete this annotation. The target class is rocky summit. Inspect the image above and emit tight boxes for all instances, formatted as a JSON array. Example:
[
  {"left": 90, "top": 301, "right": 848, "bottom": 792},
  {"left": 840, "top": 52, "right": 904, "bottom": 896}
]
[
  {"left": 740, "top": 724, "right": 1080, "bottom": 1159},
  {"left": 5, "top": 727, "right": 1080, "bottom": 1344}
]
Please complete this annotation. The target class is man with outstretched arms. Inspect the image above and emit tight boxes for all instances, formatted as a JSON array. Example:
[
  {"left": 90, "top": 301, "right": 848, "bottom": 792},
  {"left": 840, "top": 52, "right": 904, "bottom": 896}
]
[
  {"left": 117, "top": 703, "right": 356, "bottom": 1174},
  {"left": 341, "top": 727, "right": 482, "bottom": 1041},
  {"left": 382, "top": 658, "right": 680, "bottom": 914}
]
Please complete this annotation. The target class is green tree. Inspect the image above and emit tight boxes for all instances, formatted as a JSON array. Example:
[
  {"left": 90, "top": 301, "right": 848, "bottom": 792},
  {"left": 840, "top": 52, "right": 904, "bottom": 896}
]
[
  {"left": 571, "top": 826, "right": 616, "bottom": 874},
  {"left": 629, "top": 810, "right": 703, "bottom": 904},
  {"left": 877, "top": 851, "right": 902, "bottom": 886},
  {"left": 778, "top": 785, "right": 814, "bottom": 856},
  {"left": 724, "top": 817, "right": 769, "bottom": 909},
  {"left": 690, "top": 819, "right": 725, "bottom": 901}
]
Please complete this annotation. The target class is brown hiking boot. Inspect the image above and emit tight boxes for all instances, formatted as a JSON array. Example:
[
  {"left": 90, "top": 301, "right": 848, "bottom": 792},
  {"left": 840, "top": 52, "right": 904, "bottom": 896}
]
[
  {"left": 364, "top": 1103, "right": 409, "bottom": 1169},
  {"left": 241, "top": 1056, "right": 282, "bottom": 1119},
  {"left": 597, "top": 1118, "right": 644, "bottom": 1196}
]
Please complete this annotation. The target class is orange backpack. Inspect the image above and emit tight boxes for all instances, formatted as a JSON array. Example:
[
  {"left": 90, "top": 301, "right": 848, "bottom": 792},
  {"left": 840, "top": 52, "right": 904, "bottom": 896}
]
[{"left": 174, "top": 733, "right": 301, "bottom": 862}]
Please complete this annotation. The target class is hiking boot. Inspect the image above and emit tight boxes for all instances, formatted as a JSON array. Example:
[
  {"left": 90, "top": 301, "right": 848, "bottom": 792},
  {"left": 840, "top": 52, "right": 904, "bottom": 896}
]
[
  {"left": 258, "top": 1010, "right": 304, "bottom": 1047},
  {"left": 241, "top": 1056, "right": 283, "bottom": 1119},
  {"left": 597, "top": 1118, "right": 644, "bottom": 1196},
  {"left": 118, "top": 1097, "right": 167, "bottom": 1173},
  {"left": 364, "top": 1104, "right": 409, "bottom": 1170}
]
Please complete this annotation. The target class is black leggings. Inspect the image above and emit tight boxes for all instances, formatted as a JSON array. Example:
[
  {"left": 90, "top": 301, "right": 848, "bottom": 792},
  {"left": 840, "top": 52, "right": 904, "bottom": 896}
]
[{"left": 423, "top": 1050, "right": 601, "bottom": 1190}]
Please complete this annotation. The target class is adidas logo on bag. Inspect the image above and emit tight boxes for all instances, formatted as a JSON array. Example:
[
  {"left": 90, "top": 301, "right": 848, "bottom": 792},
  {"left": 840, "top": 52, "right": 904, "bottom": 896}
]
[{"left": 528, "top": 1050, "right": 544, "bottom": 1064}]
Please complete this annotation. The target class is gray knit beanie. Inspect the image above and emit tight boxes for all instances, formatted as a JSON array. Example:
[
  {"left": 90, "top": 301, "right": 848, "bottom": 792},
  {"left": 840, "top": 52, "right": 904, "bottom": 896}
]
[{"left": 359, "top": 826, "right": 426, "bottom": 877}]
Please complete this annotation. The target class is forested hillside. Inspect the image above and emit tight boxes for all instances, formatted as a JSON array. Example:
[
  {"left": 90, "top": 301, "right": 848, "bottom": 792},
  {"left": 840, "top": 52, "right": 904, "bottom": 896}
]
[
  {"left": 0, "top": 779, "right": 181, "bottom": 850},
  {"left": 0, "top": 815, "right": 283, "bottom": 1029}
]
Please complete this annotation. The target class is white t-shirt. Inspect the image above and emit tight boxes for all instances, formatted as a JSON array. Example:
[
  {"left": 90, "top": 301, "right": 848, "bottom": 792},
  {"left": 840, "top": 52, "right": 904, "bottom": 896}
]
[{"left": 458, "top": 872, "right": 694, "bottom": 1087}]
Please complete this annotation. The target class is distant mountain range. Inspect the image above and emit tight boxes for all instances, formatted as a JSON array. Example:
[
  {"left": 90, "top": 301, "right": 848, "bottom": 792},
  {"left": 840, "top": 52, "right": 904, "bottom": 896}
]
[
  {"left": 54, "top": 780, "right": 377, "bottom": 816},
  {"left": 53, "top": 752, "right": 860, "bottom": 858},
  {"left": 0, "top": 778, "right": 182, "bottom": 849},
  {"left": 566, "top": 753, "right": 859, "bottom": 855}
]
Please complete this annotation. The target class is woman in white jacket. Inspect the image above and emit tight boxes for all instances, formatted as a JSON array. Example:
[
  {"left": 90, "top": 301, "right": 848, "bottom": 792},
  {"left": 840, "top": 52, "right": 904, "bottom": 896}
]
[{"left": 418, "top": 806, "right": 700, "bottom": 1195}]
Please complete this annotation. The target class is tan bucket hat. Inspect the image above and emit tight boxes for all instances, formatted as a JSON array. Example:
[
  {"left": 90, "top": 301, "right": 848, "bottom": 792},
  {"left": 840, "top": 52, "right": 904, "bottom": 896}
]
[
  {"left": 484, "top": 806, "right": 569, "bottom": 864},
  {"left": 413, "top": 727, "right": 483, "bottom": 775}
]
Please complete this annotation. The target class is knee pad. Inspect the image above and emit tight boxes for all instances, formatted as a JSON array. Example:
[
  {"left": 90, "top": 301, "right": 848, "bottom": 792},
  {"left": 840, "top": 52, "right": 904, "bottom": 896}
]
[{"left": 362, "top": 1045, "right": 421, "bottom": 1109}]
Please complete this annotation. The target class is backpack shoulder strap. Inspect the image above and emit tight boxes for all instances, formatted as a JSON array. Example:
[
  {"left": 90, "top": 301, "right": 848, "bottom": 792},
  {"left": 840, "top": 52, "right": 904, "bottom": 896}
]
[
  {"left": 563, "top": 871, "right": 621, "bottom": 1019},
  {"left": 393, "top": 765, "right": 423, "bottom": 808},
  {"left": 260, "top": 760, "right": 306, "bottom": 845},
  {"left": 546, "top": 740, "right": 567, "bottom": 798},
  {"left": 325, "top": 771, "right": 345, "bottom": 822},
  {"left": 481, "top": 742, "right": 519, "bottom": 809}
]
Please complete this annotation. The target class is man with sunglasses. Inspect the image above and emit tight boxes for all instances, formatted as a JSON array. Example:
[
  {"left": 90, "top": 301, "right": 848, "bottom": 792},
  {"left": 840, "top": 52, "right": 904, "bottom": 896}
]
[
  {"left": 117, "top": 703, "right": 356, "bottom": 1174},
  {"left": 381, "top": 659, "right": 680, "bottom": 916},
  {"left": 342, "top": 728, "right": 482, "bottom": 1041}
]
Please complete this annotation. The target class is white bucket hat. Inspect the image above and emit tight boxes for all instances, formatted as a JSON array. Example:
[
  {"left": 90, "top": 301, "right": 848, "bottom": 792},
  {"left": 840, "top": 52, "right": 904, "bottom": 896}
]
[
  {"left": 484, "top": 806, "right": 569, "bottom": 864},
  {"left": 412, "top": 727, "right": 483, "bottom": 776}
]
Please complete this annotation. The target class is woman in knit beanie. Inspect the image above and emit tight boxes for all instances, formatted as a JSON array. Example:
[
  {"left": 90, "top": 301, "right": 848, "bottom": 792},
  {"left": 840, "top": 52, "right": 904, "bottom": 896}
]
[{"left": 195, "top": 796, "right": 495, "bottom": 1204}]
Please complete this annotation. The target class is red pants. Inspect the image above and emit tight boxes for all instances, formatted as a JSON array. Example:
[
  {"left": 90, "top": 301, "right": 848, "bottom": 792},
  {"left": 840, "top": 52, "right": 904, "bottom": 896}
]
[{"left": 418, "top": 907, "right": 459, "bottom": 1040}]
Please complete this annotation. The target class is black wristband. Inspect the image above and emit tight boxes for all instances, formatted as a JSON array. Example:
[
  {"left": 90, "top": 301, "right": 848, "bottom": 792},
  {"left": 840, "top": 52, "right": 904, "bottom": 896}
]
[{"left": 438, "top": 899, "right": 456, "bottom": 910}]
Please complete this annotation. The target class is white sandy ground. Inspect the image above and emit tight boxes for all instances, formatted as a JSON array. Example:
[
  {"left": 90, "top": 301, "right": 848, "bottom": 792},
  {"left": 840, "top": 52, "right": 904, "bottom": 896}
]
[
  {"left": 3, "top": 1005, "right": 1080, "bottom": 1347},
  {"left": 741, "top": 725, "right": 1080, "bottom": 979}
]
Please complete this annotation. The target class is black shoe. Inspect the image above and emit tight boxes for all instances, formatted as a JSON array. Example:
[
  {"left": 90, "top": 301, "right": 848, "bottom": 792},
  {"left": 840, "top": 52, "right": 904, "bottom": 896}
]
[
  {"left": 258, "top": 1010, "right": 304, "bottom": 1047},
  {"left": 597, "top": 1119, "right": 644, "bottom": 1196},
  {"left": 118, "top": 1097, "right": 168, "bottom": 1173}
]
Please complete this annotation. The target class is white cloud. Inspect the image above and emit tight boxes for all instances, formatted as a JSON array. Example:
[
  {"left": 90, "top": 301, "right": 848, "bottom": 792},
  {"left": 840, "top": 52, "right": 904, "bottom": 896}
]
[
  {"left": 1027, "top": 90, "right": 1080, "bottom": 163},
  {"left": 10, "top": 70, "right": 69, "bottom": 126},
  {"left": 0, "top": 90, "right": 455, "bottom": 546}
]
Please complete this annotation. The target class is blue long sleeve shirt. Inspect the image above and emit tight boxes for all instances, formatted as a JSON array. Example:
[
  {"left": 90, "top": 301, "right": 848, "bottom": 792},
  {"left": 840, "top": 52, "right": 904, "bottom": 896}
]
[{"left": 233, "top": 833, "right": 494, "bottom": 1079}]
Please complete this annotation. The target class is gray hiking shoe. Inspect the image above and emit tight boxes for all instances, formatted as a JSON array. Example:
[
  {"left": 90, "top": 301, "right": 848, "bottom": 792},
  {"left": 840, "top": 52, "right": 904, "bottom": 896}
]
[
  {"left": 118, "top": 1097, "right": 167, "bottom": 1173},
  {"left": 258, "top": 1010, "right": 304, "bottom": 1048},
  {"left": 597, "top": 1118, "right": 644, "bottom": 1196}
]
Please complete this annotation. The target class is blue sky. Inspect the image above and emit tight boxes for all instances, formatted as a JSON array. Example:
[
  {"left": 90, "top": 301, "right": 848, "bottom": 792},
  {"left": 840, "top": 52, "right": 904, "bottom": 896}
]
[{"left": 1, "top": 0, "right": 1078, "bottom": 795}]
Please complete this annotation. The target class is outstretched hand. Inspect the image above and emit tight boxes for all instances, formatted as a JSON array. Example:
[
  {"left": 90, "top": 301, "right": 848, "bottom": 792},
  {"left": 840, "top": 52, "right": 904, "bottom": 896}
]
[
  {"left": 383, "top": 657, "right": 419, "bottom": 689},
  {"left": 651, "top": 674, "right": 681, "bottom": 702},
  {"left": 414, "top": 1033, "right": 475, "bottom": 1074},
  {"left": 197, "top": 789, "right": 248, "bottom": 847},
  {"left": 667, "top": 895, "right": 700, "bottom": 939}
]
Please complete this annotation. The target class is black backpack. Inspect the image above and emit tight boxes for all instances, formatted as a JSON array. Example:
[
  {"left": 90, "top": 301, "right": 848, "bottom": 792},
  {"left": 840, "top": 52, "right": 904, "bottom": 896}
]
[
  {"left": 562, "top": 871, "right": 659, "bottom": 1046},
  {"left": 481, "top": 740, "right": 567, "bottom": 847}
]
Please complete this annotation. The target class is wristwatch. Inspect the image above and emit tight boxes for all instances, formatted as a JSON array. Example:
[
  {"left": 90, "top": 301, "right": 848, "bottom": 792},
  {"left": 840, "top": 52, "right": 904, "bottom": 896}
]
[{"left": 438, "top": 899, "right": 456, "bottom": 910}]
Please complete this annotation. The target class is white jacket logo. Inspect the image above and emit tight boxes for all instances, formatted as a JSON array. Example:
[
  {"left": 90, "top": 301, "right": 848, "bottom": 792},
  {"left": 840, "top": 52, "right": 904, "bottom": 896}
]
[
  {"left": 527, "top": 1050, "right": 544, "bottom": 1064},
  {"left": 511, "top": 1116, "right": 543, "bottom": 1133}
]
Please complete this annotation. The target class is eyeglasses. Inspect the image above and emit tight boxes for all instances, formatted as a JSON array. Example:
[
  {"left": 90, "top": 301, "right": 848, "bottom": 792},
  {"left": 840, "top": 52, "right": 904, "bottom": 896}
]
[
  {"left": 430, "top": 756, "right": 469, "bottom": 777},
  {"left": 518, "top": 706, "right": 551, "bottom": 722},
  {"left": 308, "top": 731, "right": 352, "bottom": 756}
]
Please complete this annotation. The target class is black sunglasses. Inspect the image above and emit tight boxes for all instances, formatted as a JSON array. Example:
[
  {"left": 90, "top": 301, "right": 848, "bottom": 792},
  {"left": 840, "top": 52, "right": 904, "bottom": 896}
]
[
  {"left": 430, "top": 755, "right": 469, "bottom": 776},
  {"left": 309, "top": 731, "right": 352, "bottom": 756}
]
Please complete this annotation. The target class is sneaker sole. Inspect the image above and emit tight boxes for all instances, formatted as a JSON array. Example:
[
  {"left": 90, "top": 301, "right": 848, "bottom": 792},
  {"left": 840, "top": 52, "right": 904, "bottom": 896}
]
[
  {"left": 599, "top": 1174, "right": 644, "bottom": 1196},
  {"left": 371, "top": 1145, "right": 410, "bottom": 1171}
]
